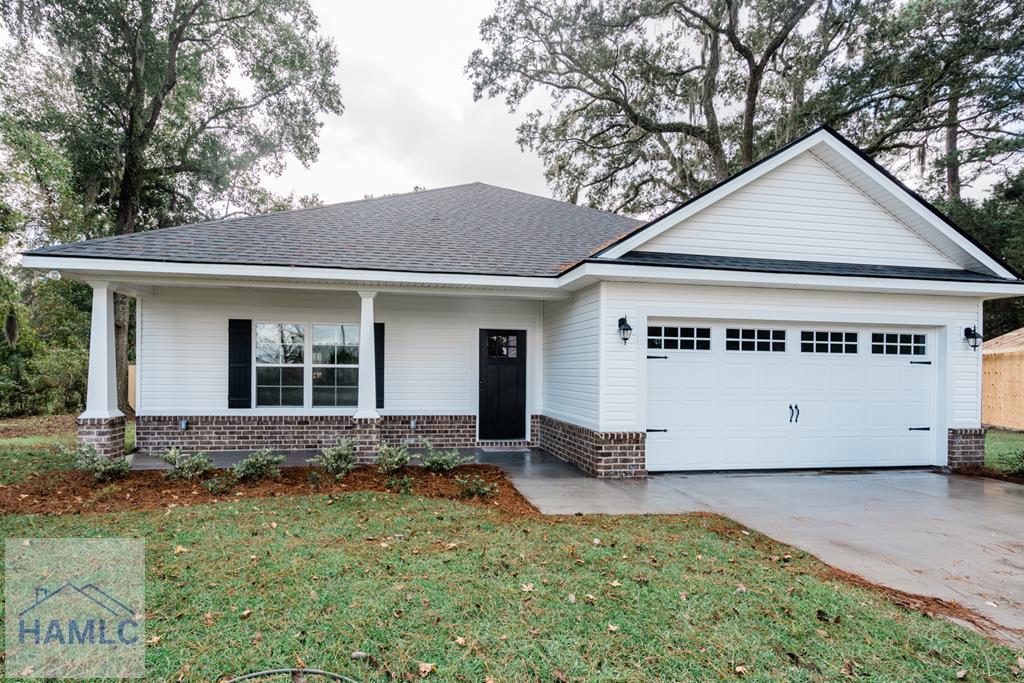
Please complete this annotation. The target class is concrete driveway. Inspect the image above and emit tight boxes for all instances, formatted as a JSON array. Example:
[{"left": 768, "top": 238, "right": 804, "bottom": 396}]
[{"left": 497, "top": 456, "right": 1024, "bottom": 643}]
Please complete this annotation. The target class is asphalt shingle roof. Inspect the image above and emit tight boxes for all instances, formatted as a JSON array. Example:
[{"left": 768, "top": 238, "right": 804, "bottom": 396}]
[
  {"left": 28, "top": 183, "right": 643, "bottom": 277},
  {"left": 607, "top": 251, "right": 1017, "bottom": 283}
]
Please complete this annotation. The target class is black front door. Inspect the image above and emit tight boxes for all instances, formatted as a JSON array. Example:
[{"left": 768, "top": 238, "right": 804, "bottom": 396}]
[{"left": 479, "top": 330, "right": 527, "bottom": 440}]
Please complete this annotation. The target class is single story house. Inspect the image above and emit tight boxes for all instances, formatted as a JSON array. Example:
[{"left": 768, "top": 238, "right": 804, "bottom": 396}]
[{"left": 22, "top": 127, "right": 1024, "bottom": 477}]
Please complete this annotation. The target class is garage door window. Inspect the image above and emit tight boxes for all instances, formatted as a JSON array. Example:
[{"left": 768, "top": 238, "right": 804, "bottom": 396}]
[
  {"left": 725, "top": 328, "right": 785, "bottom": 352},
  {"left": 871, "top": 332, "right": 926, "bottom": 356},
  {"left": 647, "top": 326, "right": 711, "bottom": 350},
  {"left": 801, "top": 331, "right": 857, "bottom": 354}
]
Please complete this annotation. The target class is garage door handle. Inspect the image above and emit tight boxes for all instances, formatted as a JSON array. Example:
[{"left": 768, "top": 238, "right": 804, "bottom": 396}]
[
  {"left": 788, "top": 404, "right": 794, "bottom": 423},
  {"left": 647, "top": 355, "right": 668, "bottom": 359},
  {"left": 908, "top": 427, "right": 931, "bottom": 431},
  {"left": 646, "top": 428, "right": 668, "bottom": 433},
  {"left": 794, "top": 404, "right": 800, "bottom": 423}
]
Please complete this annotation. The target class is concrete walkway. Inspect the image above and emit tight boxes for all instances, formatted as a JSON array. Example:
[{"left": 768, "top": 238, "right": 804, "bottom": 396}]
[{"left": 498, "top": 456, "right": 1024, "bottom": 643}]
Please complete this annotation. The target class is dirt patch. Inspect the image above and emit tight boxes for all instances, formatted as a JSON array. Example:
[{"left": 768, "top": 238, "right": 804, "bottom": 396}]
[
  {"left": 0, "top": 414, "right": 77, "bottom": 441},
  {"left": 956, "top": 466, "right": 1024, "bottom": 487},
  {"left": 0, "top": 464, "right": 537, "bottom": 517}
]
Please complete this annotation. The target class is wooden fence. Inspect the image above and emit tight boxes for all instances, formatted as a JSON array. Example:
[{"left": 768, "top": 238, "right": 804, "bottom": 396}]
[{"left": 982, "top": 351, "right": 1024, "bottom": 430}]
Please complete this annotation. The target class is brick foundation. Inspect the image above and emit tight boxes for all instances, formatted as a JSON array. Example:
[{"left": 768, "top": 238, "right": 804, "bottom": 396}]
[
  {"left": 77, "top": 416, "right": 126, "bottom": 459},
  {"left": 947, "top": 427, "right": 985, "bottom": 469},
  {"left": 136, "top": 414, "right": 539, "bottom": 462},
  {"left": 536, "top": 415, "right": 646, "bottom": 478}
]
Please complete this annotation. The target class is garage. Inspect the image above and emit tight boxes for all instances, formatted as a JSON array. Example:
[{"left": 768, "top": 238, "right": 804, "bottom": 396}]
[{"left": 645, "top": 320, "right": 937, "bottom": 471}]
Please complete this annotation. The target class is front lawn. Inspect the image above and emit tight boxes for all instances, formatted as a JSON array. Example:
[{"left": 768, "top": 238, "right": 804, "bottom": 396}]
[
  {"left": 986, "top": 429, "right": 1024, "bottom": 471},
  {"left": 0, "top": 414, "right": 77, "bottom": 484},
  {"left": 1, "top": 493, "right": 1019, "bottom": 681}
]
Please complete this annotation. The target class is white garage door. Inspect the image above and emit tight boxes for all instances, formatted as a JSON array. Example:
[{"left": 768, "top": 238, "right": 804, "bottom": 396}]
[{"left": 645, "top": 321, "right": 936, "bottom": 471}]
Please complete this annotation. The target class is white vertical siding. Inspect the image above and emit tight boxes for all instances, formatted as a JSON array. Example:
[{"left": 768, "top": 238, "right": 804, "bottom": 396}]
[
  {"left": 138, "top": 287, "right": 541, "bottom": 416},
  {"left": 541, "top": 285, "right": 601, "bottom": 429},
  {"left": 598, "top": 282, "right": 982, "bottom": 433},
  {"left": 633, "top": 152, "right": 957, "bottom": 269}
]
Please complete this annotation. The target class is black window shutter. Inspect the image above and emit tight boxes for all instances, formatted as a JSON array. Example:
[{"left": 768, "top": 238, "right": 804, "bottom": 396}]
[
  {"left": 228, "top": 319, "right": 252, "bottom": 409},
  {"left": 375, "top": 322, "right": 385, "bottom": 410}
]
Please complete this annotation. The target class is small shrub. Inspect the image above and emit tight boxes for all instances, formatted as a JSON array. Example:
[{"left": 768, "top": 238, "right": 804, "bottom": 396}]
[
  {"left": 232, "top": 448, "right": 285, "bottom": 482},
  {"left": 456, "top": 477, "right": 497, "bottom": 499},
  {"left": 419, "top": 439, "right": 472, "bottom": 473},
  {"left": 159, "top": 446, "right": 214, "bottom": 481},
  {"left": 308, "top": 438, "right": 357, "bottom": 479},
  {"left": 67, "top": 444, "right": 130, "bottom": 483},
  {"left": 203, "top": 475, "right": 235, "bottom": 495},
  {"left": 376, "top": 443, "right": 410, "bottom": 475},
  {"left": 306, "top": 469, "right": 326, "bottom": 488},
  {"left": 386, "top": 475, "right": 413, "bottom": 495},
  {"left": 1004, "top": 450, "right": 1024, "bottom": 477}
]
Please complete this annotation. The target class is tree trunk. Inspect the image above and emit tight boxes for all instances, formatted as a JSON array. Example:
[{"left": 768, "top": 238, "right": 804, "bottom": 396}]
[
  {"left": 945, "top": 93, "right": 961, "bottom": 202},
  {"left": 115, "top": 294, "right": 131, "bottom": 414},
  {"left": 740, "top": 68, "right": 765, "bottom": 168}
]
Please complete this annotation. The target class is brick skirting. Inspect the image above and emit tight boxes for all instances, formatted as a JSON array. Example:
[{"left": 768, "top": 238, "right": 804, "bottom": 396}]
[
  {"left": 536, "top": 415, "right": 646, "bottom": 478},
  {"left": 78, "top": 416, "right": 126, "bottom": 459},
  {"left": 135, "top": 414, "right": 539, "bottom": 461},
  {"left": 947, "top": 427, "right": 985, "bottom": 469}
]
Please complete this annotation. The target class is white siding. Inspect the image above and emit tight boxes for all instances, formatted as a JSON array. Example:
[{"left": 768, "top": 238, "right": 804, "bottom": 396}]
[
  {"left": 138, "top": 287, "right": 541, "bottom": 416},
  {"left": 599, "top": 282, "right": 982, "bottom": 434},
  {"left": 542, "top": 285, "right": 601, "bottom": 429},
  {"left": 634, "top": 151, "right": 958, "bottom": 269}
]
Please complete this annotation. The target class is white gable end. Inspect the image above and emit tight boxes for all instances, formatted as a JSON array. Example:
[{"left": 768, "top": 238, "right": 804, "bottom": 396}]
[{"left": 633, "top": 151, "right": 958, "bottom": 269}]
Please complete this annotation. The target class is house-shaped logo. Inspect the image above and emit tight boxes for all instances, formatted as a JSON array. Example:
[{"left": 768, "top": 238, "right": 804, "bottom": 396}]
[{"left": 18, "top": 582, "right": 141, "bottom": 647}]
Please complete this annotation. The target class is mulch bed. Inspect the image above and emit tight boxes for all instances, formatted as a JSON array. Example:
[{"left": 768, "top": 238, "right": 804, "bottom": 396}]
[
  {"left": 956, "top": 466, "right": 1024, "bottom": 486},
  {"left": 0, "top": 414, "right": 78, "bottom": 441},
  {"left": 0, "top": 464, "right": 538, "bottom": 517}
]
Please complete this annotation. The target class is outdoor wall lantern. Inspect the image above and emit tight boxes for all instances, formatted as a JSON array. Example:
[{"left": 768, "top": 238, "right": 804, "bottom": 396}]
[
  {"left": 964, "top": 326, "right": 982, "bottom": 351},
  {"left": 617, "top": 317, "right": 633, "bottom": 345}
]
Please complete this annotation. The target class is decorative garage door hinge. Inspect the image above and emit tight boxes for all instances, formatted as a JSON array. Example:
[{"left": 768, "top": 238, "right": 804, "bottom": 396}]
[
  {"left": 646, "top": 428, "right": 668, "bottom": 433},
  {"left": 909, "top": 360, "right": 932, "bottom": 365},
  {"left": 908, "top": 427, "right": 931, "bottom": 431},
  {"left": 647, "top": 355, "right": 668, "bottom": 359}
]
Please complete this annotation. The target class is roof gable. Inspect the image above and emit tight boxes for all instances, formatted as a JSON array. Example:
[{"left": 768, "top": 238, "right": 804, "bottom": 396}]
[
  {"left": 633, "top": 150, "right": 957, "bottom": 269},
  {"left": 598, "top": 127, "right": 1018, "bottom": 280}
]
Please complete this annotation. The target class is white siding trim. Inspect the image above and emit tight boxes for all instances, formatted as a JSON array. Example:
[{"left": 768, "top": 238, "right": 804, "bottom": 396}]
[{"left": 541, "top": 285, "right": 601, "bottom": 430}]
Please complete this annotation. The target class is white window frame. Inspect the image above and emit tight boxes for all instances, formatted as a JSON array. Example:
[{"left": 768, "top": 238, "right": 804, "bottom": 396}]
[
  {"left": 870, "top": 331, "right": 927, "bottom": 357},
  {"left": 724, "top": 327, "right": 787, "bottom": 353},
  {"left": 310, "top": 323, "right": 360, "bottom": 408},
  {"left": 251, "top": 321, "right": 360, "bottom": 410},
  {"left": 647, "top": 325, "right": 711, "bottom": 352}
]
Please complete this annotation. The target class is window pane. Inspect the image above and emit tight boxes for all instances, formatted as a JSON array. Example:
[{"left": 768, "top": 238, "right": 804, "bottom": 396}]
[
  {"left": 281, "top": 387, "right": 304, "bottom": 406},
  {"left": 336, "top": 387, "right": 358, "bottom": 406},
  {"left": 336, "top": 346, "right": 359, "bottom": 365},
  {"left": 313, "top": 368, "right": 335, "bottom": 386},
  {"left": 256, "top": 386, "right": 279, "bottom": 407},
  {"left": 313, "top": 324, "right": 340, "bottom": 345},
  {"left": 280, "top": 367, "right": 304, "bottom": 386},
  {"left": 282, "top": 324, "right": 304, "bottom": 344},
  {"left": 255, "top": 343, "right": 282, "bottom": 364},
  {"left": 336, "top": 368, "right": 359, "bottom": 386},
  {"left": 342, "top": 325, "right": 360, "bottom": 345},
  {"left": 312, "top": 387, "right": 335, "bottom": 407},
  {"left": 312, "top": 345, "right": 335, "bottom": 365},
  {"left": 256, "top": 367, "right": 280, "bottom": 385},
  {"left": 283, "top": 343, "right": 304, "bottom": 364}
]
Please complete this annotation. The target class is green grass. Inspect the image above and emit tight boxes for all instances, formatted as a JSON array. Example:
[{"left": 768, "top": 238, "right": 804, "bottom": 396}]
[
  {"left": 986, "top": 429, "right": 1024, "bottom": 471},
  {"left": 1, "top": 494, "right": 1019, "bottom": 681},
  {"left": 0, "top": 444, "right": 76, "bottom": 485}
]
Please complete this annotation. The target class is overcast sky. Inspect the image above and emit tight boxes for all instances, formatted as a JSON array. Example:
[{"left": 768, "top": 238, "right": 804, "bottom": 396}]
[{"left": 261, "top": 0, "right": 551, "bottom": 204}]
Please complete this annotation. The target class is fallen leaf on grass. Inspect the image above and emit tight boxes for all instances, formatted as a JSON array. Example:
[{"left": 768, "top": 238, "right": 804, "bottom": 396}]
[
  {"left": 735, "top": 665, "right": 747, "bottom": 675},
  {"left": 735, "top": 584, "right": 747, "bottom": 594},
  {"left": 840, "top": 661, "right": 855, "bottom": 677},
  {"left": 453, "top": 636, "right": 466, "bottom": 646},
  {"left": 203, "top": 612, "right": 214, "bottom": 627},
  {"left": 239, "top": 609, "right": 252, "bottom": 620},
  {"left": 146, "top": 635, "right": 161, "bottom": 644},
  {"left": 173, "top": 545, "right": 189, "bottom": 555},
  {"left": 567, "top": 593, "right": 576, "bottom": 603},
  {"left": 553, "top": 669, "right": 568, "bottom": 682},
  {"left": 418, "top": 662, "right": 437, "bottom": 678},
  {"left": 608, "top": 580, "right": 622, "bottom": 587},
  {"left": 679, "top": 592, "right": 688, "bottom": 601},
  {"left": 607, "top": 623, "right": 619, "bottom": 632},
  {"left": 956, "top": 670, "right": 967, "bottom": 679},
  {"left": 521, "top": 583, "right": 535, "bottom": 592}
]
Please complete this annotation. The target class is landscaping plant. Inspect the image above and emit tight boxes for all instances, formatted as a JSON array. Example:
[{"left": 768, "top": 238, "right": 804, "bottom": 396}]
[
  {"left": 375, "top": 442, "right": 410, "bottom": 475},
  {"left": 66, "top": 443, "right": 130, "bottom": 482},
  {"left": 419, "top": 439, "right": 472, "bottom": 473},
  {"left": 231, "top": 448, "right": 285, "bottom": 482},
  {"left": 386, "top": 475, "right": 413, "bottom": 495},
  {"left": 308, "top": 438, "right": 357, "bottom": 478},
  {"left": 1004, "top": 449, "right": 1024, "bottom": 477},
  {"left": 159, "top": 446, "right": 215, "bottom": 481},
  {"left": 456, "top": 476, "right": 497, "bottom": 498},
  {"left": 202, "top": 475, "right": 235, "bottom": 495}
]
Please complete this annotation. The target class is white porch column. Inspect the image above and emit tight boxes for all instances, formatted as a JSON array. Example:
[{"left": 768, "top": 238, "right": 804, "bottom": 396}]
[
  {"left": 354, "top": 291, "right": 378, "bottom": 419},
  {"left": 81, "top": 282, "right": 124, "bottom": 419}
]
